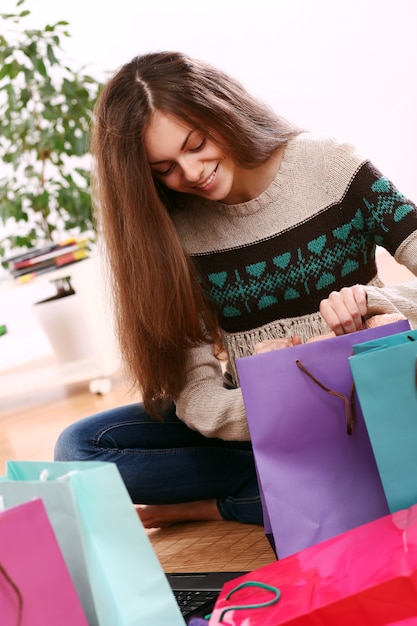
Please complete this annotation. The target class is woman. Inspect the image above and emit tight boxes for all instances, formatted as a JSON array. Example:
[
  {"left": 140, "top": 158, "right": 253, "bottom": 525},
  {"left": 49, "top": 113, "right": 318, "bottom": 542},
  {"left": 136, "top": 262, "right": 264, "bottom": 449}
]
[{"left": 55, "top": 51, "right": 417, "bottom": 528}]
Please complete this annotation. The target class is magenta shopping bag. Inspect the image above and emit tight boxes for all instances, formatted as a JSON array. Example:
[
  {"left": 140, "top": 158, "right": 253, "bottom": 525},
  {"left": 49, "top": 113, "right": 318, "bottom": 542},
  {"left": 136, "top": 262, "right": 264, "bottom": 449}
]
[
  {"left": 210, "top": 503, "right": 417, "bottom": 626},
  {"left": 0, "top": 498, "right": 88, "bottom": 626},
  {"left": 236, "top": 320, "right": 410, "bottom": 559}
]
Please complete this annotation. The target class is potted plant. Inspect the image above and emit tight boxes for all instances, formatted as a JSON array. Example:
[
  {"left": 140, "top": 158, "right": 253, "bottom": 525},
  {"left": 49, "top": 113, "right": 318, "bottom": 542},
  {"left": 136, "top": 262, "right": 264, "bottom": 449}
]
[
  {"left": 0, "top": 0, "right": 103, "bottom": 260},
  {"left": 0, "top": 0, "right": 109, "bottom": 370}
]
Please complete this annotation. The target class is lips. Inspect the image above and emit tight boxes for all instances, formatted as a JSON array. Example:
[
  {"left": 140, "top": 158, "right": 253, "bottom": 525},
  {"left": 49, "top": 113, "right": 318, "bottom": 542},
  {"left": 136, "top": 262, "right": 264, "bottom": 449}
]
[{"left": 195, "top": 165, "right": 218, "bottom": 190}]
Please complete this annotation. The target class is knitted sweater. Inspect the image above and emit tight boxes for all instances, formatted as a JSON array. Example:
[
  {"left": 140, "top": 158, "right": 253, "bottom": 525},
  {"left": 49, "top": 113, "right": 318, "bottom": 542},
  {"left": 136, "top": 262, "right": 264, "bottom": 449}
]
[{"left": 171, "top": 132, "right": 417, "bottom": 441}]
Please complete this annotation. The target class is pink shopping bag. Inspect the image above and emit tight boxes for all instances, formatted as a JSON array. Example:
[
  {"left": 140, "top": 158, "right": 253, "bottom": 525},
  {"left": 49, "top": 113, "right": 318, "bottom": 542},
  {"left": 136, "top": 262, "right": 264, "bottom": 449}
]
[
  {"left": 210, "top": 503, "right": 417, "bottom": 625},
  {"left": 0, "top": 498, "right": 88, "bottom": 626}
]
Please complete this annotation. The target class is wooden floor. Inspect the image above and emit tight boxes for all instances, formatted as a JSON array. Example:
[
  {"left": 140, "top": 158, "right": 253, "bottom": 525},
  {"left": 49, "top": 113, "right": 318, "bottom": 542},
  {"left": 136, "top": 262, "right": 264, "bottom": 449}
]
[{"left": 0, "top": 366, "right": 276, "bottom": 573}]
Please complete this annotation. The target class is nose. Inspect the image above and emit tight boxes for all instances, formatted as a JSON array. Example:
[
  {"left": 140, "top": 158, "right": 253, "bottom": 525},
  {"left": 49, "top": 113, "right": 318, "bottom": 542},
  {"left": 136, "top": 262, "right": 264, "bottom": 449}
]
[{"left": 179, "top": 155, "right": 203, "bottom": 183}]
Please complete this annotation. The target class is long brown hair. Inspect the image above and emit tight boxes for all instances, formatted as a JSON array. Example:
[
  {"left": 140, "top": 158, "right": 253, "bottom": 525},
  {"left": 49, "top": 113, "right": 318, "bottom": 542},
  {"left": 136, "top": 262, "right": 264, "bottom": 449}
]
[{"left": 90, "top": 51, "right": 300, "bottom": 417}]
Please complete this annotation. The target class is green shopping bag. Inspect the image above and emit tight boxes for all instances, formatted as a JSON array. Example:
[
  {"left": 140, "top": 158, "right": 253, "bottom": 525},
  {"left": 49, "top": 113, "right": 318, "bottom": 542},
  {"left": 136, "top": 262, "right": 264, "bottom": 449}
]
[
  {"left": 0, "top": 461, "right": 185, "bottom": 626},
  {"left": 349, "top": 327, "right": 417, "bottom": 513}
]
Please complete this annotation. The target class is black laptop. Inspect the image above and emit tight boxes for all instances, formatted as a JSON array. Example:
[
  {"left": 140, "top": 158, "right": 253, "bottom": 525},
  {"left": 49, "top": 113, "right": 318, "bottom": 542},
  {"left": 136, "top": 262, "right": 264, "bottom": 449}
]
[{"left": 166, "top": 571, "right": 247, "bottom": 623}]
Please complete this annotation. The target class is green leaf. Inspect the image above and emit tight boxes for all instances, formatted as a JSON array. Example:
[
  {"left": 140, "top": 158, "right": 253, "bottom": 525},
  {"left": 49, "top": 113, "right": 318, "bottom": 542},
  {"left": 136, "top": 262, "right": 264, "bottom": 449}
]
[
  {"left": 35, "top": 57, "right": 47, "bottom": 78},
  {"left": 46, "top": 43, "right": 58, "bottom": 65},
  {"left": 0, "top": 0, "right": 103, "bottom": 254}
]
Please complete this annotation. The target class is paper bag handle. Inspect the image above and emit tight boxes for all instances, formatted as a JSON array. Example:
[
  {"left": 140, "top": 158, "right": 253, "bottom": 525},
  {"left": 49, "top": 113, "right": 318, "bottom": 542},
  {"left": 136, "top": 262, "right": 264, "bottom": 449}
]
[
  {"left": 217, "top": 580, "right": 281, "bottom": 622},
  {"left": 406, "top": 335, "right": 417, "bottom": 387},
  {"left": 295, "top": 359, "right": 355, "bottom": 435},
  {"left": 0, "top": 562, "right": 24, "bottom": 625}
]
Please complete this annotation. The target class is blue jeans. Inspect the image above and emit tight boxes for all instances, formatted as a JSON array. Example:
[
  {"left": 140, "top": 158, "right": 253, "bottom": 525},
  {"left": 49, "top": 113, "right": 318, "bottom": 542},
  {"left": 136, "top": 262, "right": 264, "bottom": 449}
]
[{"left": 54, "top": 402, "right": 263, "bottom": 525}]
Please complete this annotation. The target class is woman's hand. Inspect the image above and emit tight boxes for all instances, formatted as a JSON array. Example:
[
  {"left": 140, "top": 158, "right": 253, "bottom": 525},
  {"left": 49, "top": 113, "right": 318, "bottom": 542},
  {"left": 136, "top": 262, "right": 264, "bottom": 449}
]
[
  {"left": 254, "top": 335, "right": 302, "bottom": 354},
  {"left": 319, "top": 285, "right": 368, "bottom": 335}
]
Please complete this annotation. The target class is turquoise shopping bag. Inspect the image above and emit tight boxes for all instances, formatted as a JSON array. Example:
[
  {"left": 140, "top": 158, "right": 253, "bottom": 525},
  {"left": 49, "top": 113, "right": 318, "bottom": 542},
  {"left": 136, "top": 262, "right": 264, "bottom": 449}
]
[
  {"left": 0, "top": 461, "right": 185, "bottom": 626},
  {"left": 349, "top": 328, "right": 417, "bottom": 513}
]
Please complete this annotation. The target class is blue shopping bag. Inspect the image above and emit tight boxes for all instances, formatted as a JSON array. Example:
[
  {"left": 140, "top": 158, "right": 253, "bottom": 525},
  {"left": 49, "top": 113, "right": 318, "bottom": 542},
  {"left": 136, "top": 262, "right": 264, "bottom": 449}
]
[
  {"left": 0, "top": 461, "right": 185, "bottom": 626},
  {"left": 349, "top": 327, "right": 417, "bottom": 513}
]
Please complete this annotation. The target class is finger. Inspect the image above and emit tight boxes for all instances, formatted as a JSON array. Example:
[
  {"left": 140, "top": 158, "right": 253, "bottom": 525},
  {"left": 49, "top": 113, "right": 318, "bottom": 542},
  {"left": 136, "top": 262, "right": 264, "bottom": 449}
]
[
  {"left": 254, "top": 338, "right": 292, "bottom": 354},
  {"left": 291, "top": 334, "right": 302, "bottom": 346},
  {"left": 320, "top": 287, "right": 366, "bottom": 335},
  {"left": 350, "top": 284, "right": 368, "bottom": 316},
  {"left": 341, "top": 285, "right": 368, "bottom": 330},
  {"left": 320, "top": 298, "right": 348, "bottom": 335}
]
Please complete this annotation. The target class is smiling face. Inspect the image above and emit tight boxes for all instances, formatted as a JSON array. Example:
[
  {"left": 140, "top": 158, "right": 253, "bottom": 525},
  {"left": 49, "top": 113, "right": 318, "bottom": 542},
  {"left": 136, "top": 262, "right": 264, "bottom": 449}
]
[{"left": 144, "top": 111, "right": 241, "bottom": 203}]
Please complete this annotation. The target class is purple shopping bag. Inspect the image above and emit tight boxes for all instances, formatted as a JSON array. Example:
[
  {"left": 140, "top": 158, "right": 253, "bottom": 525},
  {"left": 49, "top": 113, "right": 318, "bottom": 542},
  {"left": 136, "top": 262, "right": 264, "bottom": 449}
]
[{"left": 236, "top": 319, "right": 410, "bottom": 559}]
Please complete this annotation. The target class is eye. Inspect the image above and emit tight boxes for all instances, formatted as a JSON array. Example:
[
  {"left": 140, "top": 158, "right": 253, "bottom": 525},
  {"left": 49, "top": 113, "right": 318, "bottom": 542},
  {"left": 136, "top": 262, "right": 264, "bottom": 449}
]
[
  {"left": 154, "top": 163, "right": 175, "bottom": 177},
  {"left": 189, "top": 137, "right": 206, "bottom": 152}
]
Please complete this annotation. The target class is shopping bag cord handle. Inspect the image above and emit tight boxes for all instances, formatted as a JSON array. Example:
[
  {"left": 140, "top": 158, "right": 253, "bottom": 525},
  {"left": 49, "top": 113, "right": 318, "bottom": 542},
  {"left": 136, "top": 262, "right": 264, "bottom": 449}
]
[
  {"left": 0, "top": 562, "right": 24, "bottom": 625},
  {"left": 217, "top": 580, "right": 281, "bottom": 622},
  {"left": 405, "top": 336, "right": 417, "bottom": 388},
  {"left": 295, "top": 359, "right": 355, "bottom": 435}
]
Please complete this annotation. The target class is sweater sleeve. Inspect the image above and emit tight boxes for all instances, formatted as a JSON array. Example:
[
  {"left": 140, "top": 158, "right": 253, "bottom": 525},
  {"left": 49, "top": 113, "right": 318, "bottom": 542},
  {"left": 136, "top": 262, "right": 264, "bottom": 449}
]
[
  {"left": 174, "top": 342, "right": 251, "bottom": 441},
  {"left": 365, "top": 219, "right": 417, "bottom": 326},
  {"left": 366, "top": 278, "right": 417, "bottom": 328}
]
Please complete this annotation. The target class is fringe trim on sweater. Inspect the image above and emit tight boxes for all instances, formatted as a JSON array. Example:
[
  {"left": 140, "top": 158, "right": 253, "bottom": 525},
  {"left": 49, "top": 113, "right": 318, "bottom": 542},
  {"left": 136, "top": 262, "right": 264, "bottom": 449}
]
[
  {"left": 223, "top": 275, "right": 385, "bottom": 386},
  {"left": 222, "top": 311, "right": 330, "bottom": 386}
]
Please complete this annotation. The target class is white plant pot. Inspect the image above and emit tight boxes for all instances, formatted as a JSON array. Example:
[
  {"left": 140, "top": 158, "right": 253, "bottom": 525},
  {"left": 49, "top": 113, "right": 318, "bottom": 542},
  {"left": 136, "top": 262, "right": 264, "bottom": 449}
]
[{"left": 33, "top": 292, "right": 95, "bottom": 365}]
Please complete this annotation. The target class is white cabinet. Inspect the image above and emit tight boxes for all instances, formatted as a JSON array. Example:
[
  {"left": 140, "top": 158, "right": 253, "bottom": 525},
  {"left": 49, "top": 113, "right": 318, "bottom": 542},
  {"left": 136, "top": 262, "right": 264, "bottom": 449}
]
[{"left": 0, "top": 256, "right": 121, "bottom": 399}]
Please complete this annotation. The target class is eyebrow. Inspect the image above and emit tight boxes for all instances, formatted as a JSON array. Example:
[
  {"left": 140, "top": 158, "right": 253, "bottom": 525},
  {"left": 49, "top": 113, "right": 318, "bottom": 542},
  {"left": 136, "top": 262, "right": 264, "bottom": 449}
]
[{"left": 149, "top": 129, "right": 195, "bottom": 166}]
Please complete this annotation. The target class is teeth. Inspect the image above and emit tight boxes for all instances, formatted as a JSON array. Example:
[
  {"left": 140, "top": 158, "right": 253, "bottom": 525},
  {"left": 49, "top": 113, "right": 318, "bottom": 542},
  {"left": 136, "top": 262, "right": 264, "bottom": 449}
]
[{"left": 199, "top": 168, "right": 216, "bottom": 189}]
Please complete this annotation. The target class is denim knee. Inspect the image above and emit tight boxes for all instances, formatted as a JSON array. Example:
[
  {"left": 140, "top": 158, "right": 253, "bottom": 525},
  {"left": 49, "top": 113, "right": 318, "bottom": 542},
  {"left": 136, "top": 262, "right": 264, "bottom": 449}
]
[{"left": 54, "top": 419, "right": 90, "bottom": 461}]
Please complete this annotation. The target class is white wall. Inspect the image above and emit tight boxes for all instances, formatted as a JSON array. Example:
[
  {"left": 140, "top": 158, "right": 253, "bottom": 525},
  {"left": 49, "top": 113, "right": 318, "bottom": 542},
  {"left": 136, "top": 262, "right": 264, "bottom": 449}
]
[
  {"left": 5, "top": 0, "right": 414, "bottom": 196},
  {"left": 1, "top": 0, "right": 416, "bottom": 370}
]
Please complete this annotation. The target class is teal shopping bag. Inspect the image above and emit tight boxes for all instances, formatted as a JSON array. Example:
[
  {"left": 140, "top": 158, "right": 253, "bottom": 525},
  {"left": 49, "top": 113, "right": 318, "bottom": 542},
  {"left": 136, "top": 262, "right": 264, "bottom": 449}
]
[
  {"left": 349, "top": 328, "right": 417, "bottom": 513},
  {"left": 0, "top": 461, "right": 185, "bottom": 626}
]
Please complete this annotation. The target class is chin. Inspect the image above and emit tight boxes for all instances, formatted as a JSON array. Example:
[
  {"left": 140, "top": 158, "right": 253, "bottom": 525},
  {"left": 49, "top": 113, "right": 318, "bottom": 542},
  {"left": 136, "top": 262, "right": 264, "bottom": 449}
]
[{"left": 207, "top": 183, "right": 234, "bottom": 203}]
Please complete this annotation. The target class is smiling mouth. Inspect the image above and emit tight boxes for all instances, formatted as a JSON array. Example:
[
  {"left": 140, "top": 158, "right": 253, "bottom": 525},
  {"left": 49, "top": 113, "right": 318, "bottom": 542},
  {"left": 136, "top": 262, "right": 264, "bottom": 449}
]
[{"left": 195, "top": 165, "right": 218, "bottom": 190}]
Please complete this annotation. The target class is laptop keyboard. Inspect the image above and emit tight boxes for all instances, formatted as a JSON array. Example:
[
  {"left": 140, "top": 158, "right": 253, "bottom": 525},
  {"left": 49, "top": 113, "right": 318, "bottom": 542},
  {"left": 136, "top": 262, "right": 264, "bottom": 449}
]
[{"left": 174, "top": 589, "right": 218, "bottom": 620}]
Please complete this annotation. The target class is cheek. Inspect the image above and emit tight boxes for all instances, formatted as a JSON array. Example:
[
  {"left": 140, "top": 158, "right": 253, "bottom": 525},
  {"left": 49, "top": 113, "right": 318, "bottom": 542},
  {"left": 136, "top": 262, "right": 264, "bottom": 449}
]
[
  {"left": 157, "top": 174, "right": 182, "bottom": 191},
  {"left": 219, "top": 158, "right": 234, "bottom": 179}
]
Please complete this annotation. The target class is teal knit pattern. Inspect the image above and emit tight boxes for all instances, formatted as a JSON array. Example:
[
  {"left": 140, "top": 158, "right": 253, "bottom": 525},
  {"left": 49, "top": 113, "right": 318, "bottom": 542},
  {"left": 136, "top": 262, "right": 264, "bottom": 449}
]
[{"left": 192, "top": 163, "right": 417, "bottom": 333}]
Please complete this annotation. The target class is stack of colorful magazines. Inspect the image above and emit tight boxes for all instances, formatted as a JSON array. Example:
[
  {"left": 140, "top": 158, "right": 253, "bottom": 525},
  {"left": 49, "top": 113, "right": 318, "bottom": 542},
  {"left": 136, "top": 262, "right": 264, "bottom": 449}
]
[{"left": 3, "top": 238, "right": 91, "bottom": 282}]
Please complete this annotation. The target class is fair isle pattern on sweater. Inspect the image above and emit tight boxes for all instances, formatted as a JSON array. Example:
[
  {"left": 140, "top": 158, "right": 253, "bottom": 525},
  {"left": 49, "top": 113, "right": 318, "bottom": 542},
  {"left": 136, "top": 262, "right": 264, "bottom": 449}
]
[
  {"left": 171, "top": 134, "right": 417, "bottom": 440},
  {"left": 171, "top": 132, "right": 417, "bottom": 341},
  {"left": 192, "top": 163, "right": 417, "bottom": 334}
]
